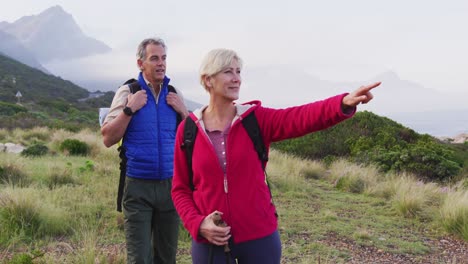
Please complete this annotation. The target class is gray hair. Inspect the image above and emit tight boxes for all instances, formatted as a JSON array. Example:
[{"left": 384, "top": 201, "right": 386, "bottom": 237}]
[
  {"left": 136, "top": 37, "right": 167, "bottom": 61},
  {"left": 199, "top": 49, "right": 243, "bottom": 91}
]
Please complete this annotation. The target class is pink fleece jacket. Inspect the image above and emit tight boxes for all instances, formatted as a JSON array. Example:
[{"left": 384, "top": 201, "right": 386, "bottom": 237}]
[{"left": 171, "top": 94, "right": 355, "bottom": 244}]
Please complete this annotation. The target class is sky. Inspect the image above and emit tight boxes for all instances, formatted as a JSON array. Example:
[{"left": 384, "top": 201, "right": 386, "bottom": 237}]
[{"left": 1, "top": 0, "right": 468, "bottom": 129}]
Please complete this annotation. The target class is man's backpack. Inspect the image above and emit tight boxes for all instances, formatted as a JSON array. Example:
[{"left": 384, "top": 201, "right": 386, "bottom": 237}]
[
  {"left": 116, "top": 78, "right": 182, "bottom": 212},
  {"left": 181, "top": 111, "right": 275, "bottom": 203}
]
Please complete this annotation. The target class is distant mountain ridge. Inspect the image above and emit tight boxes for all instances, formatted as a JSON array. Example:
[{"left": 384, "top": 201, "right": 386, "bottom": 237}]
[
  {"left": 0, "top": 30, "right": 49, "bottom": 73},
  {"left": 0, "top": 5, "right": 110, "bottom": 64}
]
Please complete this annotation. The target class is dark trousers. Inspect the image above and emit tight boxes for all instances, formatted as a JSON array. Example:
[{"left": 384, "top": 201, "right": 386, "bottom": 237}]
[
  {"left": 191, "top": 230, "right": 281, "bottom": 264},
  {"left": 123, "top": 176, "right": 180, "bottom": 264}
]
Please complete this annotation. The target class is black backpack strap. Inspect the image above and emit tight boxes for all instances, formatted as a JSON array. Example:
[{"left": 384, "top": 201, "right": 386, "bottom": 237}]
[
  {"left": 115, "top": 78, "right": 140, "bottom": 212},
  {"left": 181, "top": 117, "right": 198, "bottom": 191},
  {"left": 242, "top": 112, "right": 268, "bottom": 170},
  {"left": 168, "top": 85, "right": 183, "bottom": 126},
  {"left": 242, "top": 111, "right": 277, "bottom": 217},
  {"left": 123, "top": 78, "right": 137, "bottom": 85},
  {"left": 116, "top": 145, "right": 127, "bottom": 212}
]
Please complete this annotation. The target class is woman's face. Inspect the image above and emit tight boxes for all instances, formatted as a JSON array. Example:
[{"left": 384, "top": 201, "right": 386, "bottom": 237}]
[{"left": 208, "top": 59, "right": 241, "bottom": 102}]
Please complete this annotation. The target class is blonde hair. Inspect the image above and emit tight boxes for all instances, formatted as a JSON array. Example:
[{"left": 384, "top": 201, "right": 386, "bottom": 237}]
[{"left": 199, "top": 49, "right": 243, "bottom": 91}]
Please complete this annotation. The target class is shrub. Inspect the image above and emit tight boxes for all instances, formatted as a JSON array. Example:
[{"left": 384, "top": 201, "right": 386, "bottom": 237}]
[
  {"left": 7, "top": 250, "right": 44, "bottom": 264},
  {"left": 21, "top": 144, "right": 49, "bottom": 157},
  {"left": 0, "top": 164, "right": 30, "bottom": 187},
  {"left": 273, "top": 111, "right": 463, "bottom": 181},
  {"left": 59, "top": 139, "right": 89, "bottom": 156},
  {"left": 0, "top": 101, "right": 28, "bottom": 116},
  {"left": 78, "top": 160, "right": 94, "bottom": 173}
]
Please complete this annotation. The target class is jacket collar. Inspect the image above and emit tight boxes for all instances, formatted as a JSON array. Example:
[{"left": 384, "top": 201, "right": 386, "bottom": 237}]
[{"left": 191, "top": 100, "right": 261, "bottom": 128}]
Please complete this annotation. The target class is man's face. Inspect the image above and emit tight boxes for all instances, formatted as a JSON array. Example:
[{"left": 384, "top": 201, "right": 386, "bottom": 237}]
[{"left": 138, "top": 43, "right": 166, "bottom": 85}]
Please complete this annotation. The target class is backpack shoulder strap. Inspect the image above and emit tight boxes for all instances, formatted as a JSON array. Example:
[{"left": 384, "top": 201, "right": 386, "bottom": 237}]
[
  {"left": 241, "top": 111, "right": 277, "bottom": 217},
  {"left": 241, "top": 111, "right": 268, "bottom": 170},
  {"left": 121, "top": 78, "right": 141, "bottom": 93},
  {"left": 181, "top": 117, "right": 198, "bottom": 190},
  {"left": 168, "top": 85, "right": 177, "bottom": 93},
  {"left": 115, "top": 78, "right": 141, "bottom": 212},
  {"left": 167, "top": 85, "right": 182, "bottom": 125}
]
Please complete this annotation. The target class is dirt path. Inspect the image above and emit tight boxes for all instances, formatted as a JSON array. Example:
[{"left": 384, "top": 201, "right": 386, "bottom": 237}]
[{"left": 1, "top": 236, "right": 467, "bottom": 264}]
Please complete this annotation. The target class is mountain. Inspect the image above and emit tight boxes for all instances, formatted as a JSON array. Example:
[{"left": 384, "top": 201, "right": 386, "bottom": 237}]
[
  {"left": 0, "top": 52, "right": 114, "bottom": 130},
  {"left": 0, "top": 53, "right": 89, "bottom": 103},
  {"left": 0, "top": 30, "right": 49, "bottom": 73},
  {"left": 242, "top": 67, "right": 464, "bottom": 114},
  {"left": 0, "top": 5, "right": 111, "bottom": 63},
  {"left": 0, "top": 53, "right": 200, "bottom": 132}
]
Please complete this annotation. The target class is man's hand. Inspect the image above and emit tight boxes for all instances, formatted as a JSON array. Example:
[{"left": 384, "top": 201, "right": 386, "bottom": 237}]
[
  {"left": 342, "top": 81, "right": 381, "bottom": 108},
  {"left": 199, "top": 211, "right": 231, "bottom": 246},
  {"left": 167, "top": 92, "right": 189, "bottom": 118},
  {"left": 126, "top": 90, "right": 148, "bottom": 112}
]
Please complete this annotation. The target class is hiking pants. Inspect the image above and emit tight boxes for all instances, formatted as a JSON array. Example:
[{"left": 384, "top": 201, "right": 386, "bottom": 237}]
[
  {"left": 123, "top": 176, "right": 180, "bottom": 264},
  {"left": 191, "top": 230, "right": 281, "bottom": 264}
]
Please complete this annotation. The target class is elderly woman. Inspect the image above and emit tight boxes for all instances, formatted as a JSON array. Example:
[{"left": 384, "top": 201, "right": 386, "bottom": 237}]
[{"left": 172, "top": 48, "right": 380, "bottom": 264}]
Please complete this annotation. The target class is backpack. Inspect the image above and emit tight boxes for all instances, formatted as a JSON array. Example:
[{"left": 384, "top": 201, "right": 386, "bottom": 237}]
[
  {"left": 116, "top": 78, "right": 182, "bottom": 212},
  {"left": 181, "top": 111, "right": 275, "bottom": 207}
]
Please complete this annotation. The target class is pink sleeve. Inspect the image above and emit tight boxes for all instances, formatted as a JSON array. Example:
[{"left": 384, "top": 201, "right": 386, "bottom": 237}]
[{"left": 256, "top": 93, "right": 355, "bottom": 142}]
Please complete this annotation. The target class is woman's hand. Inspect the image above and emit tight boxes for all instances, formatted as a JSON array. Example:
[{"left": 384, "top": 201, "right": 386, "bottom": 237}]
[
  {"left": 342, "top": 81, "right": 381, "bottom": 108},
  {"left": 199, "top": 211, "right": 231, "bottom": 246}
]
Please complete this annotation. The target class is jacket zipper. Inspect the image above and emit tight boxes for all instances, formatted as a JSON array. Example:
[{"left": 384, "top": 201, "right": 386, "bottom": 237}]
[
  {"left": 155, "top": 86, "right": 161, "bottom": 177},
  {"left": 224, "top": 173, "right": 228, "bottom": 193}
]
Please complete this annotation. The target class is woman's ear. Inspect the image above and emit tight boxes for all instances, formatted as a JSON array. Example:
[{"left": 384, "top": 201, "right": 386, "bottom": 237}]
[{"left": 202, "top": 75, "right": 212, "bottom": 89}]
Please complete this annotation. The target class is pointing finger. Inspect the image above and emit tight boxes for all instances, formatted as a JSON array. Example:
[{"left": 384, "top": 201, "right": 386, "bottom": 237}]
[{"left": 362, "top": 82, "right": 381, "bottom": 92}]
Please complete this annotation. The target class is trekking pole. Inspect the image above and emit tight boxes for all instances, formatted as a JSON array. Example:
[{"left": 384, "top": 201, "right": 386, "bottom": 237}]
[{"left": 212, "top": 213, "right": 232, "bottom": 264}]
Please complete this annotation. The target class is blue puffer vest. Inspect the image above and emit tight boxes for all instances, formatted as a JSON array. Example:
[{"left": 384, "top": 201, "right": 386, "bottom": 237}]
[{"left": 123, "top": 73, "right": 177, "bottom": 180}]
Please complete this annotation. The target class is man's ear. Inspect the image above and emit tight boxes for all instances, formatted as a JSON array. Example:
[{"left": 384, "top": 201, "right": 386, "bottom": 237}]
[{"left": 137, "top": 59, "right": 144, "bottom": 70}]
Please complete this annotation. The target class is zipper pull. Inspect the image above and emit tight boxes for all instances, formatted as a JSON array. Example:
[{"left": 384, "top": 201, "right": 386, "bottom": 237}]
[{"left": 224, "top": 176, "right": 228, "bottom": 193}]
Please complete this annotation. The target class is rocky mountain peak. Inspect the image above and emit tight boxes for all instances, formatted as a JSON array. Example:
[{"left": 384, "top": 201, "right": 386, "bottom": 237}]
[{"left": 0, "top": 5, "right": 110, "bottom": 62}]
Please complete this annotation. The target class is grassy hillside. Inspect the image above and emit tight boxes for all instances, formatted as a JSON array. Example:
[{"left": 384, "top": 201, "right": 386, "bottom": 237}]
[
  {"left": 0, "top": 128, "right": 467, "bottom": 263},
  {"left": 0, "top": 54, "right": 113, "bottom": 131},
  {"left": 273, "top": 111, "right": 467, "bottom": 182}
]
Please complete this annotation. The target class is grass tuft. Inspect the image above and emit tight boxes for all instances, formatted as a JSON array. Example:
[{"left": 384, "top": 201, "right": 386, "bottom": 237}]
[{"left": 439, "top": 190, "right": 468, "bottom": 240}]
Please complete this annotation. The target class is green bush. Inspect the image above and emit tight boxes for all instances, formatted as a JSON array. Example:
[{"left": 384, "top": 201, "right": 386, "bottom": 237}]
[
  {"left": 273, "top": 111, "right": 463, "bottom": 181},
  {"left": 21, "top": 144, "right": 49, "bottom": 157},
  {"left": 0, "top": 101, "right": 28, "bottom": 116},
  {"left": 6, "top": 250, "right": 45, "bottom": 264},
  {"left": 59, "top": 139, "right": 89, "bottom": 156}
]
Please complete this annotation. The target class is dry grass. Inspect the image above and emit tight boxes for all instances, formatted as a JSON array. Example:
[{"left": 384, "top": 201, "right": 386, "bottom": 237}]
[
  {"left": 440, "top": 190, "right": 468, "bottom": 240},
  {"left": 1, "top": 128, "right": 467, "bottom": 263},
  {"left": 267, "top": 149, "right": 327, "bottom": 192}
]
